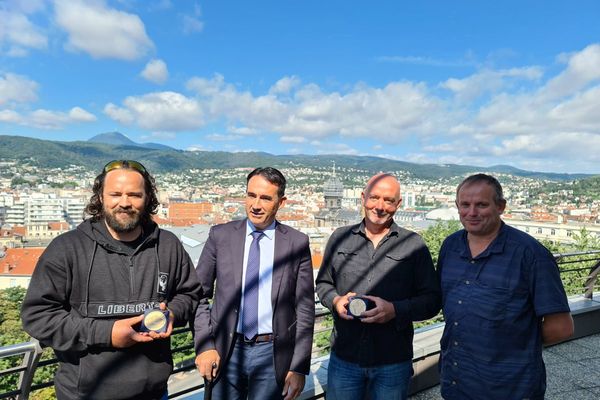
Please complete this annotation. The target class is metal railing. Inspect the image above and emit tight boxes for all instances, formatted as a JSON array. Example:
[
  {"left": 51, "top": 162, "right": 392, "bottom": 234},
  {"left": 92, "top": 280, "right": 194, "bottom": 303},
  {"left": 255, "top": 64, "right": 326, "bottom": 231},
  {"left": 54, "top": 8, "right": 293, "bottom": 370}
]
[{"left": 1, "top": 250, "right": 600, "bottom": 400}]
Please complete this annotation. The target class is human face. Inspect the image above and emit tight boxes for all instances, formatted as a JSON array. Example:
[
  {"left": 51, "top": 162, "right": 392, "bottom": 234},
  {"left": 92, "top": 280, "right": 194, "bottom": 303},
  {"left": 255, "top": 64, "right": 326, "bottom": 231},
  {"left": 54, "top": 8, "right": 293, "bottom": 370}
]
[
  {"left": 102, "top": 169, "right": 147, "bottom": 236},
  {"left": 456, "top": 182, "right": 506, "bottom": 238},
  {"left": 245, "top": 175, "right": 286, "bottom": 230},
  {"left": 362, "top": 175, "right": 402, "bottom": 230}
]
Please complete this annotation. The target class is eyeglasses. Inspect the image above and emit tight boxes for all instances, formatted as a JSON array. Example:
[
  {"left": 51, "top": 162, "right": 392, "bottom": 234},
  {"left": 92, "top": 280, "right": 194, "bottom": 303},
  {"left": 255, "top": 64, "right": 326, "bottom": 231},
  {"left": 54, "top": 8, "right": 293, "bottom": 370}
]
[{"left": 103, "top": 160, "right": 147, "bottom": 174}]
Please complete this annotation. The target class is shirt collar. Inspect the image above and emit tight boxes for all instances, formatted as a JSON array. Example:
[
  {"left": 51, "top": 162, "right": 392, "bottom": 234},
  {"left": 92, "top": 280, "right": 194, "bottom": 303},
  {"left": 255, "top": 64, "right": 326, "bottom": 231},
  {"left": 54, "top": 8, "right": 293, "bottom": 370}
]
[
  {"left": 459, "top": 221, "right": 507, "bottom": 258},
  {"left": 246, "top": 219, "right": 276, "bottom": 240},
  {"left": 353, "top": 219, "right": 400, "bottom": 237}
]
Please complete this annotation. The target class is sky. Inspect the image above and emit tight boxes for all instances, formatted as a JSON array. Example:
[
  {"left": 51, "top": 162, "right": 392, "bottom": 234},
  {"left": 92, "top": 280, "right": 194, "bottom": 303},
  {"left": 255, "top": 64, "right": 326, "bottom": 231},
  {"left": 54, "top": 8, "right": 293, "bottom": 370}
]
[{"left": 2, "top": 1, "right": 600, "bottom": 174}]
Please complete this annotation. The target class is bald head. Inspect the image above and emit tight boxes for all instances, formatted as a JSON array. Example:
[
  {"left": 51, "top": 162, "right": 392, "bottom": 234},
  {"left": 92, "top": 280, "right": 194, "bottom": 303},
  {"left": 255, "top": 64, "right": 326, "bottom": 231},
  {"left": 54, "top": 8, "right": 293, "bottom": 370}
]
[
  {"left": 364, "top": 173, "right": 401, "bottom": 199},
  {"left": 362, "top": 173, "right": 402, "bottom": 232}
]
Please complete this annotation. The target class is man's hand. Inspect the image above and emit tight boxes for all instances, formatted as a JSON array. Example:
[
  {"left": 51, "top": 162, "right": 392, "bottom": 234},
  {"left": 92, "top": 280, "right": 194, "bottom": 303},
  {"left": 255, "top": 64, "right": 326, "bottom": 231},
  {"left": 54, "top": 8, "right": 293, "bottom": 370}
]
[
  {"left": 111, "top": 315, "right": 154, "bottom": 348},
  {"left": 195, "top": 349, "right": 220, "bottom": 382},
  {"left": 282, "top": 371, "right": 305, "bottom": 400},
  {"left": 360, "top": 295, "right": 396, "bottom": 324},
  {"left": 147, "top": 302, "right": 174, "bottom": 340},
  {"left": 332, "top": 292, "right": 356, "bottom": 320}
]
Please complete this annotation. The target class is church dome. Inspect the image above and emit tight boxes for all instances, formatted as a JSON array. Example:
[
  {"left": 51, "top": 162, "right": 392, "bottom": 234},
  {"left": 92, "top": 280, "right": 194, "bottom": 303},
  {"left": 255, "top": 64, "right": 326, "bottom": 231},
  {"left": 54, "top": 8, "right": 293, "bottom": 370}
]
[{"left": 323, "top": 176, "right": 344, "bottom": 197}]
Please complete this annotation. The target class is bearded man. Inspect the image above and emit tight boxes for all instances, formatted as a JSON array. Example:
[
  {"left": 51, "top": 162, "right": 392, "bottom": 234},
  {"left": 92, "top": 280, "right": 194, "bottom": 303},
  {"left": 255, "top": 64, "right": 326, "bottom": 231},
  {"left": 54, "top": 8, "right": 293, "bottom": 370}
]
[{"left": 21, "top": 160, "right": 201, "bottom": 400}]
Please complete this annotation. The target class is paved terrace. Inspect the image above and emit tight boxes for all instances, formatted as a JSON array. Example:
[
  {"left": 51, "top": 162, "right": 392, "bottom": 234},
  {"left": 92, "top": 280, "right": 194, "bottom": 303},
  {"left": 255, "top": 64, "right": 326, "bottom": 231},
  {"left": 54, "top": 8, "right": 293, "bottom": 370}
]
[{"left": 410, "top": 333, "right": 600, "bottom": 400}]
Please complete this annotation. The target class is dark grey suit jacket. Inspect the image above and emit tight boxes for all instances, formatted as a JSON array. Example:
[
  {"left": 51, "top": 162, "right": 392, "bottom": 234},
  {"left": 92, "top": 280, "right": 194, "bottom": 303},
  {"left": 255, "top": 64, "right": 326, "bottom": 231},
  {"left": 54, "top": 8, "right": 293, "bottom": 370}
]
[{"left": 193, "top": 219, "right": 315, "bottom": 387}]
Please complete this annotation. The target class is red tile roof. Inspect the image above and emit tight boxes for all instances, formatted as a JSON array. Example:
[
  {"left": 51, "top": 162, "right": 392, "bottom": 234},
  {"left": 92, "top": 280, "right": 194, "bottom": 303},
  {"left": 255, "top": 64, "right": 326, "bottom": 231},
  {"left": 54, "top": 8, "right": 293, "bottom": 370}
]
[{"left": 0, "top": 247, "right": 44, "bottom": 276}]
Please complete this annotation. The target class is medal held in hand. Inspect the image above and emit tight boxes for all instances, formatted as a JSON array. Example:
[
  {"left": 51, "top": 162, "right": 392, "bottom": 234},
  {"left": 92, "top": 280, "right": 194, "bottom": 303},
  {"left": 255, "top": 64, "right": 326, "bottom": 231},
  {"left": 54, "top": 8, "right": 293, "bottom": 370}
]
[
  {"left": 346, "top": 296, "right": 375, "bottom": 318},
  {"left": 140, "top": 308, "right": 170, "bottom": 333}
]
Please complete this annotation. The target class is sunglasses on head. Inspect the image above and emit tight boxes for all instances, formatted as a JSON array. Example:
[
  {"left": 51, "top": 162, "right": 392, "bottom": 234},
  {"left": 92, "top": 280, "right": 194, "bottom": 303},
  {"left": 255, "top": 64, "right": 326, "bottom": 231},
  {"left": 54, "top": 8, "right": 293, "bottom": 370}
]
[{"left": 103, "top": 160, "right": 147, "bottom": 174}]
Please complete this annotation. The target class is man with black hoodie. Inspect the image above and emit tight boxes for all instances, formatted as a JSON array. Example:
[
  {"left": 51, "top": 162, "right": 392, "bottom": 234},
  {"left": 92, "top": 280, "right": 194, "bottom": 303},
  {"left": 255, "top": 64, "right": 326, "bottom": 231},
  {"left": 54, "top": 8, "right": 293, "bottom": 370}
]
[{"left": 21, "top": 160, "right": 201, "bottom": 400}]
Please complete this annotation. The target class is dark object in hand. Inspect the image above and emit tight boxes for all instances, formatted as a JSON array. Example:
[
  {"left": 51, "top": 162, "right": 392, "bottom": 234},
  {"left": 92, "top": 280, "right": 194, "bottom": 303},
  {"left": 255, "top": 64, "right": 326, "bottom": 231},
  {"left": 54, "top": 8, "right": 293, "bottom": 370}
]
[{"left": 346, "top": 296, "right": 375, "bottom": 318}]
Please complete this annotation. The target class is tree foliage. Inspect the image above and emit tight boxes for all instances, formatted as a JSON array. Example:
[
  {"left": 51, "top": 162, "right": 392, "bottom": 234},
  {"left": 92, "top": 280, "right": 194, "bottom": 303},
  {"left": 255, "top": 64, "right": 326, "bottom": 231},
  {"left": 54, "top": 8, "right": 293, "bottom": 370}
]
[{"left": 421, "top": 220, "right": 462, "bottom": 265}]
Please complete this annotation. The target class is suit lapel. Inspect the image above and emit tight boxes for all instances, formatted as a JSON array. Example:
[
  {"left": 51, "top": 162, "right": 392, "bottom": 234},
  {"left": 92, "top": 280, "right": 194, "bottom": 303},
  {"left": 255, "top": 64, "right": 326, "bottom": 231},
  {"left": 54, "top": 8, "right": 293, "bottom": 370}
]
[
  {"left": 271, "top": 222, "right": 289, "bottom": 308},
  {"left": 231, "top": 219, "right": 247, "bottom": 296}
]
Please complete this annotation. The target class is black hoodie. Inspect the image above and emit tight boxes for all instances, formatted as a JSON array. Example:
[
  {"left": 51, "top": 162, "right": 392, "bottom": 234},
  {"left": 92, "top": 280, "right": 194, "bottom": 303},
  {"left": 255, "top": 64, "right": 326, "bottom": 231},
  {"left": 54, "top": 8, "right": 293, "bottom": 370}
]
[{"left": 21, "top": 219, "right": 201, "bottom": 399}]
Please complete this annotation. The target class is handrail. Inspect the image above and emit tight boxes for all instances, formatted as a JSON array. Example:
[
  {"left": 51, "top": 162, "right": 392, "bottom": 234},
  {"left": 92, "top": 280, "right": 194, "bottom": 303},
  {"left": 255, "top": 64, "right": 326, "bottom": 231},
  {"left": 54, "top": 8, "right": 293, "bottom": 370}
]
[
  {"left": 1, "top": 250, "right": 600, "bottom": 399},
  {"left": 0, "top": 340, "right": 43, "bottom": 400}
]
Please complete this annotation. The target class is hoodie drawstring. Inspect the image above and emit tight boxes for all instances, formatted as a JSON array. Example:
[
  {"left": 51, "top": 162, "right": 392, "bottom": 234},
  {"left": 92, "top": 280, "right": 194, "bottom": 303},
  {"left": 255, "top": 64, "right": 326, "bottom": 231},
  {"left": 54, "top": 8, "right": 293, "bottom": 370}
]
[{"left": 84, "top": 242, "right": 98, "bottom": 317}]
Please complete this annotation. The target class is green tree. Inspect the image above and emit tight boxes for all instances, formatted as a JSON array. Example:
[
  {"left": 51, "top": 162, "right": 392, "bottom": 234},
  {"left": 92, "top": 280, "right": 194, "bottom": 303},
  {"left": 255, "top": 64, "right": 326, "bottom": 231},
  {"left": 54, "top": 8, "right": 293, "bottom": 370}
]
[
  {"left": 0, "top": 287, "right": 30, "bottom": 395},
  {"left": 421, "top": 220, "right": 462, "bottom": 265},
  {"left": 572, "top": 227, "right": 600, "bottom": 251}
]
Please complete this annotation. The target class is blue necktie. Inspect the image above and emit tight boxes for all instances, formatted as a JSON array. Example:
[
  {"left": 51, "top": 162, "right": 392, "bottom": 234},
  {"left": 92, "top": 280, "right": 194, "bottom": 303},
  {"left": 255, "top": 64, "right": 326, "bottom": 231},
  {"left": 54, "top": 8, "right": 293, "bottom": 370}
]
[{"left": 242, "top": 231, "right": 264, "bottom": 340}]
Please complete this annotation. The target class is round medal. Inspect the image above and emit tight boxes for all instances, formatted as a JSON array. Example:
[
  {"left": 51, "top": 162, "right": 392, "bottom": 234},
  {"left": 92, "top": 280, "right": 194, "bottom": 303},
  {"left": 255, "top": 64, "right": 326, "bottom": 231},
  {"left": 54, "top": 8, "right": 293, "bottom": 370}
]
[{"left": 143, "top": 310, "right": 167, "bottom": 332}]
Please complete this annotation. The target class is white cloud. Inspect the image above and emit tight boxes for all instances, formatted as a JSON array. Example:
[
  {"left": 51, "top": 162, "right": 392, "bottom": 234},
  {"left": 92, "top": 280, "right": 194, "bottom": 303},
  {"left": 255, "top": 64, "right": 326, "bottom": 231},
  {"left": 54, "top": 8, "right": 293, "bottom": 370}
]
[
  {"left": 97, "top": 42, "right": 600, "bottom": 173},
  {"left": 182, "top": 3, "right": 203, "bottom": 34},
  {"left": 185, "top": 74, "right": 443, "bottom": 141},
  {"left": 0, "top": 110, "right": 22, "bottom": 123},
  {"left": 149, "top": 0, "right": 172, "bottom": 11},
  {"left": 441, "top": 67, "right": 543, "bottom": 102},
  {"left": 228, "top": 126, "right": 258, "bottom": 135},
  {"left": 541, "top": 44, "right": 600, "bottom": 100},
  {"left": 10, "top": 0, "right": 46, "bottom": 14},
  {"left": 141, "top": 59, "right": 169, "bottom": 84},
  {"left": 104, "top": 91, "right": 204, "bottom": 131},
  {"left": 103, "top": 103, "right": 135, "bottom": 125},
  {"left": 0, "top": 7, "right": 47, "bottom": 56},
  {"left": 68, "top": 106, "right": 97, "bottom": 122},
  {"left": 269, "top": 76, "right": 300, "bottom": 95},
  {"left": 280, "top": 136, "right": 306, "bottom": 144},
  {"left": 0, "top": 106, "right": 96, "bottom": 129},
  {"left": 182, "top": 15, "right": 204, "bottom": 34},
  {"left": 0, "top": 73, "right": 39, "bottom": 105},
  {"left": 186, "top": 74, "right": 226, "bottom": 96},
  {"left": 54, "top": 0, "right": 154, "bottom": 60},
  {"left": 312, "top": 142, "right": 358, "bottom": 155}
]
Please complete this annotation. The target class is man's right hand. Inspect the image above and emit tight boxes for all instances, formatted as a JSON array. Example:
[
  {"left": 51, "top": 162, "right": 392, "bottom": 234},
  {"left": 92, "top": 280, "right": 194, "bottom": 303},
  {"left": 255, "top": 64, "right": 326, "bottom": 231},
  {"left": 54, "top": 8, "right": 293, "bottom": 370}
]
[
  {"left": 195, "top": 349, "right": 220, "bottom": 381},
  {"left": 111, "top": 314, "right": 154, "bottom": 348},
  {"left": 332, "top": 292, "right": 356, "bottom": 320}
]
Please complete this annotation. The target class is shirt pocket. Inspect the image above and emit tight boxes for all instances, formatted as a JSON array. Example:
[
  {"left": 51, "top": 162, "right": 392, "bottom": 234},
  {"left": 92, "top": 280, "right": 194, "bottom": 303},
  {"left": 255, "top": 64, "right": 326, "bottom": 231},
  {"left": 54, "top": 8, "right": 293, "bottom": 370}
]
[
  {"left": 335, "top": 247, "right": 367, "bottom": 294},
  {"left": 371, "top": 251, "right": 413, "bottom": 298},
  {"left": 468, "top": 282, "right": 509, "bottom": 321}
]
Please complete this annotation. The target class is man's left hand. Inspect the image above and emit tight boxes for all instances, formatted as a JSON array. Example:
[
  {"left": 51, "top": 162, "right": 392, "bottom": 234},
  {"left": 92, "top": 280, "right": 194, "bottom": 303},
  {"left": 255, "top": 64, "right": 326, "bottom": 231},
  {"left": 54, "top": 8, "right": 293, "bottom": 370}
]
[
  {"left": 147, "top": 302, "right": 174, "bottom": 339},
  {"left": 282, "top": 371, "right": 305, "bottom": 400},
  {"left": 359, "top": 295, "right": 396, "bottom": 324}
]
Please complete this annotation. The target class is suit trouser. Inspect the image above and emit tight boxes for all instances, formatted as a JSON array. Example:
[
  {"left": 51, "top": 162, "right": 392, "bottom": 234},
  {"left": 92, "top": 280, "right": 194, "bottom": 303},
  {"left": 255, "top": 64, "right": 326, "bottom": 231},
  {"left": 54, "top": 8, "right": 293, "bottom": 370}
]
[{"left": 211, "top": 339, "right": 281, "bottom": 400}]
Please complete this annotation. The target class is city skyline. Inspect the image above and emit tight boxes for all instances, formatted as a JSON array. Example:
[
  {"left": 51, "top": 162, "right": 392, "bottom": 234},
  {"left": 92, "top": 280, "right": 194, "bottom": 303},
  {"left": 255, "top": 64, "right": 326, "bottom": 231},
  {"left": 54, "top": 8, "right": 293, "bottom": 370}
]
[{"left": 2, "top": 1, "right": 600, "bottom": 173}]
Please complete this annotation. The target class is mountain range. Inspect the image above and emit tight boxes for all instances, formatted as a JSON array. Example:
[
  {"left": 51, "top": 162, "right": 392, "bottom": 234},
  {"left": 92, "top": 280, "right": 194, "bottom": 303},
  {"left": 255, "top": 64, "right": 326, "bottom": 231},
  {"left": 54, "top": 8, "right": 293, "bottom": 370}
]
[{"left": 0, "top": 133, "right": 592, "bottom": 181}]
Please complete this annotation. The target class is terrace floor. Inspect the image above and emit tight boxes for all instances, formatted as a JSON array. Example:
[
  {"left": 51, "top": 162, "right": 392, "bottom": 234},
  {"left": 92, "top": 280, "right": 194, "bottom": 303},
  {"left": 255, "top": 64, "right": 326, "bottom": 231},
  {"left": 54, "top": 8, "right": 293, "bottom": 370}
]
[{"left": 410, "top": 332, "right": 600, "bottom": 400}]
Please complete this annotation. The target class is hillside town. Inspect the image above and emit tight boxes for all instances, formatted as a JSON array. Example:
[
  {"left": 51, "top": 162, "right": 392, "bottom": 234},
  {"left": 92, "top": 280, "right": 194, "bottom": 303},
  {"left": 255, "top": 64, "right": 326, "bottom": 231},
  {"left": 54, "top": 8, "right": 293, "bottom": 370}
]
[{"left": 1, "top": 158, "right": 600, "bottom": 290}]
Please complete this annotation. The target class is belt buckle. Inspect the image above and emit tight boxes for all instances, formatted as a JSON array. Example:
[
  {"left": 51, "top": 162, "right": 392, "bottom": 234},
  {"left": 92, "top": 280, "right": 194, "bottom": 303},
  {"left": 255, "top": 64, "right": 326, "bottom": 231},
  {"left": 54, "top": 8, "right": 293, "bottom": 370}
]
[{"left": 239, "top": 334, "right": 256, "bottom": 344}]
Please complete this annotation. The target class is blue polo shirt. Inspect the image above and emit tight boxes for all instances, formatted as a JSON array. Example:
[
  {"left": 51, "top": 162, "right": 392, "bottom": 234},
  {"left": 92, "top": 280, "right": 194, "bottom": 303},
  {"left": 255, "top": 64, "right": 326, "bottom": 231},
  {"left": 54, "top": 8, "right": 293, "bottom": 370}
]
[{"left": 438, "top": 223, "right": 570, "bottom": 400}]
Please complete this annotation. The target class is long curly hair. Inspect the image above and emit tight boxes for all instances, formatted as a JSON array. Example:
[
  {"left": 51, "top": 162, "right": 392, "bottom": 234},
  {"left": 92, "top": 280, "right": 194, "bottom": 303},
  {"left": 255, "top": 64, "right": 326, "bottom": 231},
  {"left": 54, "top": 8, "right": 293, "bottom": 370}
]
[{"left": 84, "top": 162, "right": 160, "bottom": 224}]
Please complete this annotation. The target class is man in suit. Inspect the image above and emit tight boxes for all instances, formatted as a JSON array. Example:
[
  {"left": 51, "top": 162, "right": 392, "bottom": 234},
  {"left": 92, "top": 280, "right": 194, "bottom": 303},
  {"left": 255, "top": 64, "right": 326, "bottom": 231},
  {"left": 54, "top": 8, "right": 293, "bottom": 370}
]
[{"left": 194, "top": 167, "right": 315, "bottom": 400}]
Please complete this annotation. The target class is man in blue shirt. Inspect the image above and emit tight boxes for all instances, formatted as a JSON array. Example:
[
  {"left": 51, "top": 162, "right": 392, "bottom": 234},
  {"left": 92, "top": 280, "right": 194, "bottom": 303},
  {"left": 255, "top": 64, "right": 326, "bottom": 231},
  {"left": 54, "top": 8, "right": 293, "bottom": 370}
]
[{"left": 438, "top": 173, "right": 574, "bottom": 399}]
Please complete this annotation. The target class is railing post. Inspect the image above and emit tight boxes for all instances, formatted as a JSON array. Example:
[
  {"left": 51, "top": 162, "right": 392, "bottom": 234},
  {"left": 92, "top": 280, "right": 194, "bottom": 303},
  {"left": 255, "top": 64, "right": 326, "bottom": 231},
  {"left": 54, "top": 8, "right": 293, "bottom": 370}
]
[
  {"left": 584, "top": 260, "right": 600, "bottom": 300},
  {"left": 17, "top": 340, "right": 43, "bottom": 400}
]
